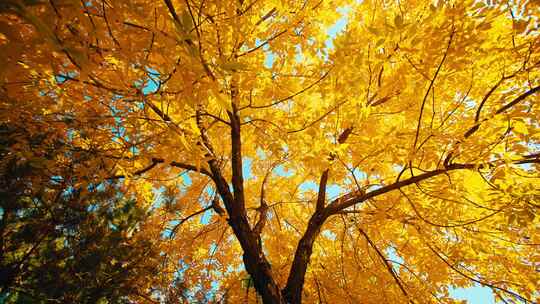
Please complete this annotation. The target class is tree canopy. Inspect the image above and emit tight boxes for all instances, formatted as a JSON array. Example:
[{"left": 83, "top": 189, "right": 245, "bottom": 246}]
[
  {"left": 1, "top": 0, "right": 539, "bottom": 303},
  {"left": 0, "top": 108, "right": 168, "bottom": 303}
]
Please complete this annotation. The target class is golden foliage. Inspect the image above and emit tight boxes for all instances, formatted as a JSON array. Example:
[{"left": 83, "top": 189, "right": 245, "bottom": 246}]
[{"left": 1, "top": 0, "right": 539, "bottom": 302}]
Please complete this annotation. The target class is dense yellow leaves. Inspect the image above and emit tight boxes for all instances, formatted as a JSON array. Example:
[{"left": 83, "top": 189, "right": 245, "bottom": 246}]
[{"left": 2, "top": 0, "right": 540, "bottom": 303}]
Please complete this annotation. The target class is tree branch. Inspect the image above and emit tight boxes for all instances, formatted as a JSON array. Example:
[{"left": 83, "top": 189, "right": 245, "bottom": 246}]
[
  {"left": 282, "top": 209, "right": 330, "bottom": 303},
  {"left": 495, "top": 84, "right": 540, "bottom": 115},
  {"left": 357, "top": 227, "right": 411, "bottom": 302},
  {"left": 108, "top": 157, "right": 211, "bottom": 179},
  {"left": 283, "top": 126, "right": 354, "bottom": 301},
  {"left": 236, "top": 29, "right": 287, "bottom": 57},
  {"left": 203, "top": 96, "right": 283, "bottom": 302},
  {"left": 315, "top": 170, "right": 329, "bottom": 212},
  {"left": 419, "top": 230, "right": 532, "bottom": 303},
  {"left": 462, "top": 85, "right": 540, "bottom": 139},
  {"left": 169, "top": 205, "right": 213, "bottom": 239},
  {"left": 162, "top": 0, "right": 216, "bottom": 81},
  {"left": 413, "top": 27, "right": 455, "bottom": 150},
  {"left": 228, "top": 105, "right": 246, "bottom": 211},
  {"left": 254, "top": 163, "right": 277, "bottom": 235},
  {"left": 246, "top": 69, "right": 332, "bottom": 109},
  {"left": 327, "top": 157, "right": 539, "bottom": 215}
]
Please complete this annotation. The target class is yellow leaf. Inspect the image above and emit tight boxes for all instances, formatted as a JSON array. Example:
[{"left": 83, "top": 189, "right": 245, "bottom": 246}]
[
  {"left": 105, "top": 55, "right": 121, "bottom": 66},
  {"left": 513, "top": 121, "right": 528, "bottom": 135},
  {"left": 210, "top": 87, "right": 231, "bottom": 111},
  {"left": 179, "top": 135, "right": 191, "bottom": 151}
]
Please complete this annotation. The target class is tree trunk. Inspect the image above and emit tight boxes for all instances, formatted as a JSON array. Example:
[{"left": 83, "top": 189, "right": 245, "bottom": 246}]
[{"left": 282, "top": 211, "right": 328, "bottom": 303}]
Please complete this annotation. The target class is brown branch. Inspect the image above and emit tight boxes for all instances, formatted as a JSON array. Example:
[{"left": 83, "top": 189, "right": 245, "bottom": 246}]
[
  {"left": 468, "top": 84, "right": 538, "bottom": 139},
  {"left": 169, "top": 206, "right": 213, "bottom": 239},
  {"left": 283, "top": 126, "right": 355, "bottom": 301},
  {"left": 399, "top": 189, "right": 503, "bottom": 228},
  {"left": 287, "top": 98, "right": 348, "bottom": 134},
  {"left": 413, "top": 27, "right": 455, "bottom": 149},
  {"left": 195, "top": 108, "right": 217, "bottom": 156},
  {"left": 162, "top": 0, "right": 216, "bottom": 81},
  {"left": 357, "top": 227, "right": 411, "bottom": 302},
  {"left": 101, "top": 1, "right": 120, "bottom": 48},
  {"left": 253, "top": 200, "right": 268, "bottom": 236},
  {"left": 211, "top": 195, "right": 226, "bottom": 216},
  {"left": 315, "top": 126, "right": 353, "bottom": 211},
  {"left": 419, "top": 232, "right": 532, "bottom": 303},
  {"left": 445, "top": 84, "right": 540, "bottom": 166},
  {"left": 326, "top": 157, "right": 540, "bottom": 215},
  {"left": 108, "top": 157, "right": 212, "bottom": 179},
  {"left": 282, "top": 209, "right": 330, "bottom": 303},
  {"left": 474, "top": 79, "right": 503, "bottom": 123},
  {"left": 56, "top": 73, "right": 124, "bottom": 94},
  {"left": 228, "top": 105, "right": 246, "bottom": 211},
  {"left": 337, "top": 127, "right": 353, "bottom": 144},
  {"left": 328, "top": 168, "right": 447, "bottom": 214},
  {"left": 254, "top": 163, "right": 278, "bottom": 235},
  {"left": 316, "top": 170, "right": 329, "bottom": 212},
  {"left": 495, "top": 84, "right": 540, "bottom": 115},
  {"left": 202, "top": 101, "right": 283, "bottom": 302},
  {"left": 247, "top": 69, "right": 332, "bottom": 109},
  {"left": 236, "top": 29, "right": 287, "bottom": 57},
  {"left": 107, "top": 160, "right": 160, "bottom": 179},
  {"left": 194, "top": 112, "right": 230, "bottom": 126},
  {"left": 255, "top": 7, "right": 277, "bottom": 26}
]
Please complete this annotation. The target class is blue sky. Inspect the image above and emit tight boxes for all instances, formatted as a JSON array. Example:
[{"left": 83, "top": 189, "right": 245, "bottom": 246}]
[{"left": 450, "top": 285, "right": 495, "bottom": 303}]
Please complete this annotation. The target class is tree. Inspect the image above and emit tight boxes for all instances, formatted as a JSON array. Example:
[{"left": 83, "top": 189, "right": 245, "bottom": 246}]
[
  {"left": 0, "top": 121, "right": 168, "bottom": 303},
  {"left": 1, "top": 0, "right": 539, "bottom": 303}
]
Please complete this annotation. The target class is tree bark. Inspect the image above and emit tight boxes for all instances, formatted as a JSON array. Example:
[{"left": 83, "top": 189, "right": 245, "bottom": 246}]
[
  {"left": 207, "top": 106, "right": 284, "bottom": 304},
  {"left": 282, "top": 211, "right": 328, "bottom": 303}
]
